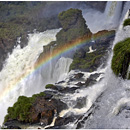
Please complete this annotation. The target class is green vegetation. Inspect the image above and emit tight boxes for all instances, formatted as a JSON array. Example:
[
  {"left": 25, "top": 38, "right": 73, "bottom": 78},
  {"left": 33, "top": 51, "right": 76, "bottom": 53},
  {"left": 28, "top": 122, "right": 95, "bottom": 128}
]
[
  {"left": 111, "top": 38, "right": 130, "bottom": 79},
  {"left": 56, "top": 8, "right": 91, "bottom": 45},
  {"left": 58, "top": 8, "right": 82, "bottom": 30},
  {"left": 70, "top": 47, "right": 104, "bottom": 72},
  {"left": 38, "top": 8, "right": 92, "bottom": 64},
  {"left": 123, "top": 18, "right": 130, "bottom": 27},
  {"left": 45, "top": 84, "right": 55, "bottom": 89},
  {"left": 0, "top": 2, "right": 60, "bottom": 47},
  {"left": 4, "top": 92, "right": 45, "bottom": 123}
]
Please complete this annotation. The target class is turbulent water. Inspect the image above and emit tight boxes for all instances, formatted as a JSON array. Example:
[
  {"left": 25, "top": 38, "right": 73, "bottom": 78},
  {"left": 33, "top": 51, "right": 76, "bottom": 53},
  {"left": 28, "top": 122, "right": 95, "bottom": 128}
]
[
  {"left": 83, "top": 26, "right": 130, "bottom": 129},
  {"left": 61, "top": 3, "right": 130, "bottom": 128},
  {"left": 0, "top": 28, "right": 73, "bottom": 125},
  {"left": 0, "top": 1, "right": 130, "bottom": 128},
  {"left": 83, "top": 1, "right": 125, "bottom": 33}
]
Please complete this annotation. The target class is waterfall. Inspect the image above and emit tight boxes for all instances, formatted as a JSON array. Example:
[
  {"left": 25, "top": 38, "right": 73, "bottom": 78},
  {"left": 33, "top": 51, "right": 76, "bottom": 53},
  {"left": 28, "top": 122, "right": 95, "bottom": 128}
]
[
  {"left": 57, "top": 2, "right": 130, "bottom": 129},
  {"left": 83, "top": 27, "right": 130, "bottom": 129},
  {"left": 104, "top": 1, "right": 122, "bottom": 27},
  {"left": 0, "top": 1, "right": 130, "bottom": 128},
  {"left": 83, "top": 1, "right": 123, "bottom": 33},
  {"left": 0, "top": 28, "right": 72, "bottom": 125},
  {"left": 81, "top": 8, "right": 130, "bottom": 129}
]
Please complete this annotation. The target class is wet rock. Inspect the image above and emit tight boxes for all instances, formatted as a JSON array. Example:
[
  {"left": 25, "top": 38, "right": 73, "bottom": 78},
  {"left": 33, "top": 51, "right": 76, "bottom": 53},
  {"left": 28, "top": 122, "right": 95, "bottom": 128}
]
[
  {"left": 4, "top": 120, "right": 22, "bottom": 129},
  {"left": 56, "top": 80, "right": 65, "bottom": 84},
  {"left": 75, "top": 82, "right": 84, "bottom": 86},
  {"left": 74, "top": 97, "right": 87, "bottom": 109},
  {"left": 89, "top": 73, "right": 101, "bottom": 80},
  {"left": 84, "top": 73, "right": 102, "bottom": 87},
  {"left": 85, "top": 78, "right": 96, "bottom": 87},
  {"left": 45, "top": 84, "right": 79, "bottom": 94},
  {"left": 55, "top": 116, "right": 74, "bottom": 126},
  {"left": 4, "top": 93, "right": 67, "bottom": 128},
  {"left": 44, "top": 90, "right": 58, "bottom": 95},
  {"left": 45, "top": 125, "right": 66, "bottom": 129},
  {"left": 29, "top": 98, "right": 68, "bottom": 125},
  {"left": 6, "top": 125, "right": 21, "bottom": 129},
  {"left": 76, "top": 111, "right": 92, "bottom": 129},
  {"left": 59, "top": 87, "right": 78, "bottom": 94},
  {"left": 43, "top": 93, "right": 53, "bottom": 100},
  {"left": 74, "top": 73, "right": 84, "bottom": 79}
]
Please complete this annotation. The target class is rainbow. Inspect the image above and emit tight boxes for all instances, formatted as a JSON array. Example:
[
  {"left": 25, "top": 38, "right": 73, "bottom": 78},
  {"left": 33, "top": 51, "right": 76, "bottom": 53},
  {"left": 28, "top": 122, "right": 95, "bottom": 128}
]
[{"left": 0, "top": 30, "right": 115, "bottom": 101}]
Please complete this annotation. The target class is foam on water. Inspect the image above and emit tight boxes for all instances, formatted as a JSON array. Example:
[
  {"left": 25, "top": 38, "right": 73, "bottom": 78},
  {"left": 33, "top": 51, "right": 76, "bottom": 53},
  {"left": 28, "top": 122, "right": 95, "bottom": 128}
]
[{"left": 0, "top": 29, "right": 64, "bottom": 125}]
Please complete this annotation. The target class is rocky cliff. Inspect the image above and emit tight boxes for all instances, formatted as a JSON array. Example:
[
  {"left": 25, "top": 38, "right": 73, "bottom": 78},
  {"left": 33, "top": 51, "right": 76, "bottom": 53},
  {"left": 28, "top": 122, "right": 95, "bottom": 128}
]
[
  {"left": 0, "top": 1, "right": 107, "bottom": 71},
  {"left": 37, "top": 8, "right": 92, "bottom": 63}
]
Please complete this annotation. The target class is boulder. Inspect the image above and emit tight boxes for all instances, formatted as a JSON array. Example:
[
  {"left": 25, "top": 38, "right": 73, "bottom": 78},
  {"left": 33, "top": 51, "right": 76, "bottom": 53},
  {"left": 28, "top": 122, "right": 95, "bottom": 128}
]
[
  {"left": 74, "top": 73, "right": 84, "bottom": 79},
  {"left": 29, "top": 98, "right": 67, "bottom": 125},
  {"left": 75, "top": 82, "right": 84, "bottom": 86},
  {"left": 4, "top": 93, "right": 67, "bottom": 127}
]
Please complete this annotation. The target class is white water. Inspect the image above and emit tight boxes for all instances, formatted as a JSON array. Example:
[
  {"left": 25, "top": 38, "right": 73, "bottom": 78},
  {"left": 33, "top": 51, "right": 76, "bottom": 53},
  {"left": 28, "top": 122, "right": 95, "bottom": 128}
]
[
  {"left": 0, "top": 1, "right": 130, "bottom": 128},
  {"left": 0, "top": 28, "right": 72, "bottom": 125},
  {"left": 57, "top": 2, "right": 130, "bottom": 129},
  {"left": 83, "top": 1, "right": 123, "bottom": 33}
]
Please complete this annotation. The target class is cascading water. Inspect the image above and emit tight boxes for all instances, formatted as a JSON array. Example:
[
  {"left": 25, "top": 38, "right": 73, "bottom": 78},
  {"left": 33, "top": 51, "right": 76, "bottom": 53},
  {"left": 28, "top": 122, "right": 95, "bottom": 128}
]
[
  {"left": 0, "top": 1, "right": 130, "bottom": 128},
  {"left": 83, "top": 1, "right": 123, "bottom": 33},
  {"left": 83, "top": 25, "right": 130, "bottom": 129},
  {"left": 58, "top": 4, "right": 130, "bottom": 129},
  {"left": 53, "top": 2, "right": 130, "bottom": 129},
  {"left": 0, "top": 28, "right": 72, "bottom": 125}
]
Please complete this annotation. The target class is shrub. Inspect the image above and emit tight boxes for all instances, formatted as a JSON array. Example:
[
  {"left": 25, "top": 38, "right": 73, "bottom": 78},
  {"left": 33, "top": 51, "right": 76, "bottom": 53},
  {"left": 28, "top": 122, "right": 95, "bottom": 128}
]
[
  {"left": 111, "top": 38, "right": 130, "bottom": 79},
  {"left": 123, "top": 18, "right": 130, "bottom": 27},
  {"left": 45, "top": 84, "right": 55, "bottom": 89},
  {"left": 4, "top": 92, "right": 45, "bottom": 123}
]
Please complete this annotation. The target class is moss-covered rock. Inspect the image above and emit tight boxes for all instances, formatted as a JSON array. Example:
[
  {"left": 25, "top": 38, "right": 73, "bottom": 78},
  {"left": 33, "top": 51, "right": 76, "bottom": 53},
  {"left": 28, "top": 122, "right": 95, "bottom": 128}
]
[
  {"left": 123, "top": 18, "right": 130, "bottom": 27},
  {"left": 4, "top": 92, "right": 46, "bottom": 123},
  {"left": 37, "top": 8, "right": 92, "bottom": 64},
  {"left": 57, "top": 8, "right": 91, "bottom": 45},
  {"left": 69, "top": 30, "right": 115, "bottom": 72},
  {"left": 111, "top": 38, "right": 130, "bottom": 79},
  {"left": 45, "top": 84, "right": 56, "bottom": 89},
  {"left": 69, "top": 47, "right": 104, "bottom": 72},
  {"left": 4, "top": 91, "right": 67, "bottom": 127}
]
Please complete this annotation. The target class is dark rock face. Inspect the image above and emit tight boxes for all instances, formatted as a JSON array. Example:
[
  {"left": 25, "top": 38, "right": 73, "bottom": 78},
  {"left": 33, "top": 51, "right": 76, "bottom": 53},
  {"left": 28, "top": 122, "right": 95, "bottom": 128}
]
[
  {"left": 3, "top": 120, "right": 22, "bottom": 129},
  {"left": 6, "top": 125, "right": 21, "bottom": 129},
  {"left": 4, "top": 93, "right": 67, "bottom": 128},
  {"left": 29, "top": 98, "right": 67, "bottom": 125},
  {"left": 37, "top": 8, "right": 92, "bottom": 64},
  {"left": 56, "top": 8, "right": 92, "bottom": 45},
  {"left": 69, "top": 30, "right": 115, "bottom": 72},
  {"left": 74, "top": 73, "right": 84, "bottom": 79},
  {"left": 54, "top": 116, "right": 76, "bottom": 127},
  {"left": 45, "top": 84, "right": 78, "bottom": 94},
  {"left": 75, "top": 82, "right": 84, "bottom": 86}
]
